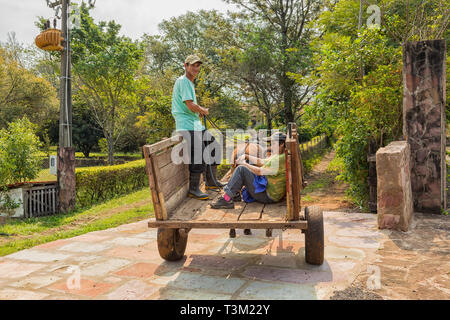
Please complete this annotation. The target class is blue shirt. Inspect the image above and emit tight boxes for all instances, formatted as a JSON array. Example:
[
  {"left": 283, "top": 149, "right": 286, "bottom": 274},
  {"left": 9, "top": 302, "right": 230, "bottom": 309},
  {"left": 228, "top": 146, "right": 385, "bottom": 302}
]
[{"left": 171, "top": 75, "right": 205, "bottom": 131}]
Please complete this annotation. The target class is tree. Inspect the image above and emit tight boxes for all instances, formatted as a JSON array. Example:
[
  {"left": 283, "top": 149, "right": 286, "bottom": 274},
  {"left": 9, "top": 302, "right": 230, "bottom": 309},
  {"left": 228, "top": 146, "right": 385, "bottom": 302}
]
[
  {"left": 0, "top": 46, "right": 59, "bottom": 130},
  {"left": 134, "top": 85, "right": 175, "bottom": 145},
  {"left": 298, "top": 0, "right": 413, "bottom": 208},
  {"left": 380, "top": 0, "right": 450, "bottom": 44},
  {"left": 72, "top": 101, "right": 104, "bottom": 158},
  {"left": 225, "top": 0, "right": 324, "bottom": 125},
  {"left": 71, "top": 4, "right": 144, "bottom": 165},
  {"left": 222, "top": 24, "right": 284, "bottom": 131},
  {"left": 0, "top": 117, "right": 42, "bottom": 184},
  {"left": 207, "top": 93, "right": 250, "bottom": 130}
]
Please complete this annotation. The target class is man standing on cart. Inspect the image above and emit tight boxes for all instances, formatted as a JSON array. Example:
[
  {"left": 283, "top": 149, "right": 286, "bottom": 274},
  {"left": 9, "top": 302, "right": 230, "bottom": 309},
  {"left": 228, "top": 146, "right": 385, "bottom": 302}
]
[{"left": 171, "top": 55, "right": 223, "bottom": 200}]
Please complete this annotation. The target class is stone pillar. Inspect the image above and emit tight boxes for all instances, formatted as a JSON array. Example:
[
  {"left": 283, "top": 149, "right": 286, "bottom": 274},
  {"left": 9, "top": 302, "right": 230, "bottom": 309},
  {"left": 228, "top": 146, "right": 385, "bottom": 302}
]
[
  {"left": 57, "top": 147, "right": 76, "bottom": 213},
  {"left": 376, "top": 141, "right": 414, "bottom": 231},
  {"left": 403, "top": 40, "right": 447, "bottom": 214}
]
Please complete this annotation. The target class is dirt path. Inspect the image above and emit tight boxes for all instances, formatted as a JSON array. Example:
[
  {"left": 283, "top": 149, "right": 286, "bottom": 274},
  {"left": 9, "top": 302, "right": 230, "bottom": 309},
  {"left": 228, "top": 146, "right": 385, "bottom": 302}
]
[{"left": 301, "top": 150, "right": 358, "bottom": 212}]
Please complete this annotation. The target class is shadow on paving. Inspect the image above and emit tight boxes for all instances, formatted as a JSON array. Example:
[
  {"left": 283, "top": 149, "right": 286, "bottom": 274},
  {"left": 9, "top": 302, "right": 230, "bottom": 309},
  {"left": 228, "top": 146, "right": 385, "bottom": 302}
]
[{"left": 147, "top": 230, "right": 342, "bottom": 300}]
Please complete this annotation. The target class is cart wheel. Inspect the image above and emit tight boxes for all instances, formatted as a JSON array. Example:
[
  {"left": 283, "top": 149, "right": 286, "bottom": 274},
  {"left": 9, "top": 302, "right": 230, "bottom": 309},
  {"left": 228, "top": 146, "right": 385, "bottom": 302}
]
[
  {"left": 157, "top": 228, "right": 188, "bottom": 261},
  {"left": 304, "top": 206, "right": 324, "bottom": 265}
]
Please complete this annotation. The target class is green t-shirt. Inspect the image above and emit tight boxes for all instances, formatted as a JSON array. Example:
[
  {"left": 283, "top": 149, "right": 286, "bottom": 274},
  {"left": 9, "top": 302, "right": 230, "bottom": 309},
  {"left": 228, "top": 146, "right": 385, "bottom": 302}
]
[
  {"left": 263, "top": 153, "right": 286, "bottom": 202},
  {"left": 171, "top": 75, "right": 205, "bottom": 131}
]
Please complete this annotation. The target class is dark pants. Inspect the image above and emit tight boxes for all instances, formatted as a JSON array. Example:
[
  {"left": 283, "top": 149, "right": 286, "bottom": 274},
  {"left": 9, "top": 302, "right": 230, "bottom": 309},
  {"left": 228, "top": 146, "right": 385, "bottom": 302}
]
[
  {"left": 179, "top": 130, "right": 222, "bottom": 174},
  {"left": 224, "top": 166, "right": 275, "bottom": 204}
]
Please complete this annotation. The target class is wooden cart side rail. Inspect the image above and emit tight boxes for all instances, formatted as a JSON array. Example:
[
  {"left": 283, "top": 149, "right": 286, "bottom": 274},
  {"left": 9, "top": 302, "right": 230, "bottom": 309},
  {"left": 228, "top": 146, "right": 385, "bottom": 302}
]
[
  {"left": 143, "top": 135, "right": 183, "bottom": 155},
  {"left": 285, "top": 141, "right": 295, "bottom": 221},
  {"left": 286, "top": 123, "right": 305, "bottom": 221},
  {"left": 143, "top": 134, "right": 190, "bottom": 221},
  {"left": 143, "top": 146, "right": 164, "bottom": 220},
  {"left": 148, "top": 220, "right": 308, "bottom": 229}
]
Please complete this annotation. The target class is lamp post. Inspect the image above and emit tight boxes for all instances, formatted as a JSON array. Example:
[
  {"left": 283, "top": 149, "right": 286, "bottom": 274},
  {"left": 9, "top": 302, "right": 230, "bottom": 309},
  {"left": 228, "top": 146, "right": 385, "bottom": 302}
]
[
  {"left": 39, "top": 0, "right": 75, "bottom": 213},
  {"left": 39, "top": 0, "right": 95, "bottom": 213},
  {"left": 57, "top": 0, "right": 75, "bottom": 213}
]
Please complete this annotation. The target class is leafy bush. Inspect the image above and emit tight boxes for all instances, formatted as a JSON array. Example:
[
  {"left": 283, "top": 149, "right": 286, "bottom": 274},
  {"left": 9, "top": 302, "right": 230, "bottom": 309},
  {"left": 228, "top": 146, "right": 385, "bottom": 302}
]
[
  {"left": 254, "top": 124, "right": 268, "bottom": 131},
  {"left": 0, "top": 117, "right": 42, "bottom": 184},
  {"left": 98, "top": 138, "right": 108, "bottom": 154},
  {"left": 76, "top": 159, "right": 148, "bottom": 208},
  {"left": 298, "top": 26, "right": 403, "bottom": 209}
]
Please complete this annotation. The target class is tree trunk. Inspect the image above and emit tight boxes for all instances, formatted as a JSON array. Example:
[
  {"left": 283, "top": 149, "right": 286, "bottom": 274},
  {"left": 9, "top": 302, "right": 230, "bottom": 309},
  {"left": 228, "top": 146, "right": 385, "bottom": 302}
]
[
  {"left": 283, "top": 78, "right": 295, "bottom": 125},
  {"left": 266, "top": 112, "right": 273, "bottom": 132},
  {"left": 107, "top": 135, "right": 114, "bottom": 165},
  {"left": 281, "top": 27, "right": 294, "bottom": 126}
]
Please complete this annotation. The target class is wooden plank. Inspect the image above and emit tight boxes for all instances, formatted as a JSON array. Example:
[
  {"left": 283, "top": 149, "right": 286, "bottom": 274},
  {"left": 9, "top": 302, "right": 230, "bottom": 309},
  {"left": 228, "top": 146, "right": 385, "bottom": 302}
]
[
  {"left": 295, "top": 138, "right": 304, "bottom": 212},
  {"left": 51, "top": 188, "right": 55, "bottom": 214},
  {"left": 32, "top": 191, "right": 35, "bottom": 216},
  {"left": 285, "top": 140, "right": 294, "bottom": 221},
  {"left": 159, "top": 161, "right": 187, "bottom": 185},
  {"left": 43, "top": 189, "right": 48, "bottom": 214},
  {"left": 148, "top": 220, "right": 308, "bottom": 230},
  {"left": 161, "top": 170, "right": 189, "bottom": 201},
  {"left": 238, "top": 202, "right": 264, "bottom": 221},
  {"left": 290, "top": 123, "right": 303, "bottom": 220},
  {"left": 164, "top": 183, "right": 189, "bottom": 215},
  {"left": 144, "top": 135, "right": 182, "bottom": 155},
  {"left": 37, "top": 190, "right": 41, "bottom": 215},
  {"left": 289, "top": 138, "right": 300, "bottom": 220},
  {"left": 193, "top": 207, "right": 227, "bottom": 221},
  {"left": 297, "top": 142, "right": 304, "bottom": 189},
  {"left": 154, "top": 148, "right": 173, "bottom": 169},
  {"left": 168, "top": 193, "right": 214, "bottom": 221},
  {"left": 36, "top": 190, "right": 39, "bottom": 215},
  {"left": 149, "top": 154, "right": 168, "bottom": 220},
  {"left": 222, "top": 202, "right": 247, "bottom": 221},
  {"left": 143, "top": 146, "right": 163, "bottom": 220},
  {"left": 46, "top": 189, "right": 50, "bottom": 214},
  {"left": 41, "top": 189, "right": 44, "bottom": 215},
  {"left": 261, "top": 202, "right": 288, "bottom": 222}
]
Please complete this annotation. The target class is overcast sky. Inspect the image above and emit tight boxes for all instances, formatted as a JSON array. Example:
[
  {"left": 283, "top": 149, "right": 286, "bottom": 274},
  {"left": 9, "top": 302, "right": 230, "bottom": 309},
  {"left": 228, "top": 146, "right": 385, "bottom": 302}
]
[{"left": 0, "top": 0, "right": 238, "bottom": 45}]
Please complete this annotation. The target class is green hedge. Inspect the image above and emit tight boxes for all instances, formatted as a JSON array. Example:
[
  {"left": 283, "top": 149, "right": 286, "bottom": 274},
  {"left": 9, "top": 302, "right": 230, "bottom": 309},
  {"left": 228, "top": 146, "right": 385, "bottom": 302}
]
[{"left": 76, "top": 159, "right": 148, "bottom": 208}]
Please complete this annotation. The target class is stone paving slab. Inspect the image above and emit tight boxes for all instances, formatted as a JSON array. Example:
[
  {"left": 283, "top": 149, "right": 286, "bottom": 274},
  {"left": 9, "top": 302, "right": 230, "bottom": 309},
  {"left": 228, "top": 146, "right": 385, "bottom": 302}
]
[
  {"left": 0, "top": 211, "right": 448, "bottom": 300},
  {"left": 7, "top": 249, "right": 72, "bottom": 263}
]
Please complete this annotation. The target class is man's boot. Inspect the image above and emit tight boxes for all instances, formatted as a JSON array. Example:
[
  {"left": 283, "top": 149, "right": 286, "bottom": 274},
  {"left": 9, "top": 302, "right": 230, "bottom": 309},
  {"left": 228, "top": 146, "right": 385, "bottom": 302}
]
[
  {"left": 205, "top": 165, "right": 226, "bottom": 191},
  {"left": 189, "top": 172, "right": 209, "bottom": 200}
]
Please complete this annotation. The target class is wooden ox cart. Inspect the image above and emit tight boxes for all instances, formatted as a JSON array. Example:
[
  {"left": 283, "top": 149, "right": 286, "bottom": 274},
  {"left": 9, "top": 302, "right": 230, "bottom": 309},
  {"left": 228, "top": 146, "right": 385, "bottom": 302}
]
[{"left": 142, "top": 123, "right": 324, "bottom": 265}]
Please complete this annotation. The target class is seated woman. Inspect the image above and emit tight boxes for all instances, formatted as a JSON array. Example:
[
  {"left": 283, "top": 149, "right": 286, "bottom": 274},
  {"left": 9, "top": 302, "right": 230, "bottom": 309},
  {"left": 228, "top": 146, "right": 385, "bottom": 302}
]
[{"left": 210, "top": 132, "right": 287, "bottom": 210}]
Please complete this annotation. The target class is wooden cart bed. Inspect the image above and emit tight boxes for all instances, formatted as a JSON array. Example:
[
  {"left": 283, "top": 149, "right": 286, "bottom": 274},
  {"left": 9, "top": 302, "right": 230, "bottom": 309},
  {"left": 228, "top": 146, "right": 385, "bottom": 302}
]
[{"left": 148, "top": 192, "right": 307, "bottom": 229}]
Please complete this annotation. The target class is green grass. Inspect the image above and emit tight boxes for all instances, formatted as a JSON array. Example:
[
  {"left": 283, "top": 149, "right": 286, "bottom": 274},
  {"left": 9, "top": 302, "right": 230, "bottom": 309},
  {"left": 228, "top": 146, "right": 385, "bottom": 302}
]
[
  {"left": 302, "top": 144, "right": 331, "bottom": 174},
  {"left": 0, "top": 188, "right": 153, "bottom": 256},
  {"left": 327, "top": 155, "right": 345, "bottom": 173},
  {"left": 302, "top": 194, "right": 320, "bottom": 203},
  {"left": 301, "top": 175, "right": 333, "bottom": 194},
  {"left": 35, "top": 169, "right": 57, "bottom": 182}
]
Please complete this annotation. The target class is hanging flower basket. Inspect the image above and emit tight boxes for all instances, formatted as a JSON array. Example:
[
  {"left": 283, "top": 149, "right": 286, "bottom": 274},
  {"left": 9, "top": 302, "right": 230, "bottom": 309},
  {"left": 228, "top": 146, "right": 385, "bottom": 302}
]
[{"left": 35, "top": 28, "right": 64, "bottom": 51}]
